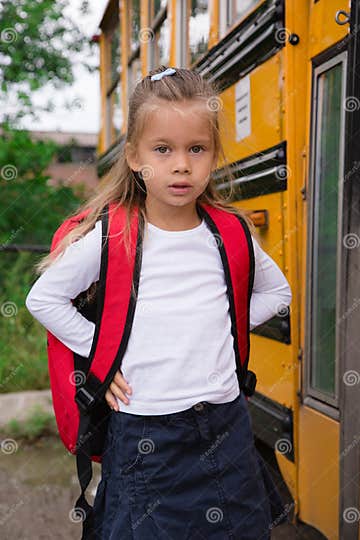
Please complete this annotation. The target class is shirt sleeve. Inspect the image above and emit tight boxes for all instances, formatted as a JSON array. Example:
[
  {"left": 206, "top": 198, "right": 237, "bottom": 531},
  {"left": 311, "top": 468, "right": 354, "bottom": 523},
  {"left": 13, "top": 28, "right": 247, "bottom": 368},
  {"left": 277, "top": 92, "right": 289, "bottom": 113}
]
[
  {"left": 25, "top": 220, "right": 102, "bottom": 357},
  {"left": 249, "top": 235, "right": 292, "bottom": 330}
]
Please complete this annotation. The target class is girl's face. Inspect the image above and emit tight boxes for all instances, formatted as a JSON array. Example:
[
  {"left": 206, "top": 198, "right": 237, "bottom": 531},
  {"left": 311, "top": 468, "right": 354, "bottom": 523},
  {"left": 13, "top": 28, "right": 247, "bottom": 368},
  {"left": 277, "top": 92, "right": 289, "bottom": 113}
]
[{"left": 125, "top": 99, "right": 218, "bottom": 217}]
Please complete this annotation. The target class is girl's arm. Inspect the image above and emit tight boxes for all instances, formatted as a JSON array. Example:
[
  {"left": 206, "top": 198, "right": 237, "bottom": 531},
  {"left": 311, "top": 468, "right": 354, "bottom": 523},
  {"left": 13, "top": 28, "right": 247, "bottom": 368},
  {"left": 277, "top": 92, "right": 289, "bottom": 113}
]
[
  {"left": 25, "top": 220, "right": 102, "bottom": 357},
  {"left": 249, "top": 235, "right": 292, "bottom": 330}
]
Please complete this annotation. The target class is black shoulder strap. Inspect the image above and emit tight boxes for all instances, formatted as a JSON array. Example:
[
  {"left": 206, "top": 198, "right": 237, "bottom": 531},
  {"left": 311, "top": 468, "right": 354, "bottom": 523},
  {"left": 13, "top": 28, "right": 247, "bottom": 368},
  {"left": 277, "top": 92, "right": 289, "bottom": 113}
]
[
  {"left": 235, "top": 213, "right": 257, "bottom": 397},
  {"left": 73, "top": 415, "right": 96, "bottom": 539},
  {"left": 72, "top": 204, "right": 110, "bottom": 539}
]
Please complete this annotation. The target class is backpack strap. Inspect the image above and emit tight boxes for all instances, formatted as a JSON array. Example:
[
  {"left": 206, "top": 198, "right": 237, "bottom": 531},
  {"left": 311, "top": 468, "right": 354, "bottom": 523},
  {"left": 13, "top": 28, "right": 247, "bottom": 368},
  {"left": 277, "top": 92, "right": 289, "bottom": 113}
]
[
  {"left": 197, "top": 203, "right": 257, "bottom": 397},
  {"left": 235, "top": 213, "right": 257, "bottom": 397},
  {"left": 73, "top": 414, "right": 96, "bottom": 539},
  {"left": 74, "top": 201, "right": 141, "bottom": 414},
  {"left": 72, "top": 201, "right": 141, "bottom": 539},
  {"left": 71, "top": 206, "right": 110, "bottom": 539}
]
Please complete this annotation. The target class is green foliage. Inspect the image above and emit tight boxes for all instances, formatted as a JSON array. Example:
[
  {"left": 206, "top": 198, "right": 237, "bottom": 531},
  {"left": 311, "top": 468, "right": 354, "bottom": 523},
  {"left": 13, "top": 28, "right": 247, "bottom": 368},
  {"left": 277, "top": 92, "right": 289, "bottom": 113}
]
[
  {"left": 0, "top": 127, "right": 84, "bottom": 394},
  {"left": 0, "top": 124, "right": 82, "bottom": 246},
  {"left": 0, "top": 126, "right": 83, "bottom": 393},
  {"left": 0, "top": 121, "right": 59, "bottom": 180},
  {"left": 0, "top": 0, "right": 96, "bottom": 124},
  {"left": 0, "top": 251, "right": 52, "bottom": 392},
  {"left": 0, "top": 0, "right": 96, "bottom": 394},
  {"left": 57, "top": 143, "right": 73, "bottom": 163},
  {"left": 1, "top": 174, "right": 82, "bottom": 246}
]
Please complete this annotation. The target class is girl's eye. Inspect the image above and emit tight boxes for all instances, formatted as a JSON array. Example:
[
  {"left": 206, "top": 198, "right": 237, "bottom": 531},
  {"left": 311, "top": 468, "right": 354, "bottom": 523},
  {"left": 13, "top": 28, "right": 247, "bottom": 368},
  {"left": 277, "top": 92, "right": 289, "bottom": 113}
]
[
  {"left": 191, "top": 145, "right": 204, "bottom": 153},
  {"left": 154, "top": 146, "right": 205, "bottom": 154}
]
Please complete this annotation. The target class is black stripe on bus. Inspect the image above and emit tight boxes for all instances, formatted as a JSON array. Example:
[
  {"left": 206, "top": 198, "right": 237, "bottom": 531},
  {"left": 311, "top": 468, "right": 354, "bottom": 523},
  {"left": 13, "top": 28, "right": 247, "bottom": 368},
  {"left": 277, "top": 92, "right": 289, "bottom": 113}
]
[
  {"left": 214, "top": 141, "right": 287, "bottom": 200},
  {"left": 193, "top": 0, "right": 285, "bottom": 92},
  {"left": 251, "top": 313, "right": 291, "bottom": 344},
  {"left": 247, "top": 391, "right": 294, "bottom": 462}
]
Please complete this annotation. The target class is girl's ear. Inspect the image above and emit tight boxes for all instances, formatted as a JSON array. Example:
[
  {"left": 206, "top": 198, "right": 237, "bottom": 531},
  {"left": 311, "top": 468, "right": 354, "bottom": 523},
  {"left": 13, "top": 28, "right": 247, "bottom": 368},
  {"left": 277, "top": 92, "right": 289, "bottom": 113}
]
[{"left": 125, "top": 142, "right": 141, "bottom": 172}]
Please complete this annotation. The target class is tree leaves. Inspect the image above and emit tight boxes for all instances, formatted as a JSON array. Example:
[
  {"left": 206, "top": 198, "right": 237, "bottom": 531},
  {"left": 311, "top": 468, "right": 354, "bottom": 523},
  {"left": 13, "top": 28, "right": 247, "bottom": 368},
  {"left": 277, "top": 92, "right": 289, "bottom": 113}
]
[{"left": 0, "top": 0, "right": 96, "bottom": 124}]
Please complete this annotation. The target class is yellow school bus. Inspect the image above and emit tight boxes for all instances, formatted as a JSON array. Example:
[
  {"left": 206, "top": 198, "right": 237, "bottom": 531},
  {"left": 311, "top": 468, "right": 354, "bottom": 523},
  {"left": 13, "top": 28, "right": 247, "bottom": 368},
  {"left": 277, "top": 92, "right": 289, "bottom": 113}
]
[{"left": 93, "top": 2, "right": 360, "bottom": 538}]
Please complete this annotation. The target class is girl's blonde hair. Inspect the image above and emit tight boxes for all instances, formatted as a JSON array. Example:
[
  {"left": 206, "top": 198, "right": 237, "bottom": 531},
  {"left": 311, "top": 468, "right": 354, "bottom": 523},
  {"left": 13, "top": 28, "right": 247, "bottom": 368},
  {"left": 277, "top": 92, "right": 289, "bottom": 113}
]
[{"left": 34, "top": 66, "right": 258, "bottom": 302}]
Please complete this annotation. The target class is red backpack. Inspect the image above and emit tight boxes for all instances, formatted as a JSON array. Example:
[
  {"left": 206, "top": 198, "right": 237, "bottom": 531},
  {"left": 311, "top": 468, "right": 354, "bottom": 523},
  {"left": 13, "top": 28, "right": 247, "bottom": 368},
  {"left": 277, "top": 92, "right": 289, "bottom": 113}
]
[{"left": 47, "top": 201, "right": 257, "bottom": 539}]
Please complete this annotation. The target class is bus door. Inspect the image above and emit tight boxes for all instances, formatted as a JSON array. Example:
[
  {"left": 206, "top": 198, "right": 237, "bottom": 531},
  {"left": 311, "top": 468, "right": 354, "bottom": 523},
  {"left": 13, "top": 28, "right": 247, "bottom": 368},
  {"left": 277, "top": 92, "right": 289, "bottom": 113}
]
[
  {"left": 301, "top": 1, "right": 350, "bottom": 538},
  {"left": 337, "top": 1, "right": 360, "bottom": 539}
]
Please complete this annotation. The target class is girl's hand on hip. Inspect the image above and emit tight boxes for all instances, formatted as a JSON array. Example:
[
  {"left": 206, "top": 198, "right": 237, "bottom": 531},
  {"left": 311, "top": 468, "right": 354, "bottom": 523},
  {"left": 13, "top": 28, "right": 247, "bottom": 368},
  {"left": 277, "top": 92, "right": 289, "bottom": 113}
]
[{"left": 105, "top": 369, "right": 132, "bottom": 411}]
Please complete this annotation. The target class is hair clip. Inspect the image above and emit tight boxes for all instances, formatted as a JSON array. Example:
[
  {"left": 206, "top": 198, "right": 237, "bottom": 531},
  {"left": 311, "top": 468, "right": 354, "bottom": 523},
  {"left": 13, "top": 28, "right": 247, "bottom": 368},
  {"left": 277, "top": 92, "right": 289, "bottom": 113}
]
[{"left": 150, "top": 67, "right": 176, "bottom": 81}]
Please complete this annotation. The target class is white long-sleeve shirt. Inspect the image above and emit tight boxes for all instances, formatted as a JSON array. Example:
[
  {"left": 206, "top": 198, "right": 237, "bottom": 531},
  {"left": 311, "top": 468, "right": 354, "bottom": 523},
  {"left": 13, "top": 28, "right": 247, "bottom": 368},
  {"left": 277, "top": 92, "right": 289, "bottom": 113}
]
[{"left": 25, "top": 217, "right": 292, "bottom": 415}]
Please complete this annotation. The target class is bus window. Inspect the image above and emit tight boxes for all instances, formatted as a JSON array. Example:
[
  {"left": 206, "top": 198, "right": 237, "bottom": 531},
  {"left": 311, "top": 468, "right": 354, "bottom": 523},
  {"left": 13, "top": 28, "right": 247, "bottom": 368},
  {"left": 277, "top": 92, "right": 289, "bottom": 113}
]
[
  {"left": 155, "top": 17, "right": 170, "bottom": 66},
  {"left": 307, "top": 53, "right": 347, "bottom": 405},
  {"left": 219, "top": 0, "right": 260, "bottom": 37},
  {"left": 152, "top": 0, "right": 167, "bottom": 18},
  {"left": 189, "top": 0, "right": 209, "bottom": 66},
  {"left": 109, "top": 27, "right": 120, "bottom": 85},
  {"left": 147, "top": 1, "right": 169, "bottom": 70},
  {"left": 127, "top": 1, "right": 142, "bottom": 106},
  {"left": 129, "top": 0, "right": 141, "bottom": 55},
  {"left": 127, "top": 57, "right": 142, "bottom": 105},
  {"left": 232, "top": 0, "right": 260, "bottom": 24},
  {"left": 102, "top": 8, "right": 121, "bottom": 147},
  {"left": 113, "top": 82, "right": 123, "bottom": 139}
]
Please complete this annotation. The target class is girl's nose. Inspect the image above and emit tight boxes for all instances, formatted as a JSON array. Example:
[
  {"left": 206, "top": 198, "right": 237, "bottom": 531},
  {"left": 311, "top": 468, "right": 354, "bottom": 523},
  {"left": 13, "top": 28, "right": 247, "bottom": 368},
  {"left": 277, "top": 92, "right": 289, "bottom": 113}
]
[{"left": 172, "top": 154, "right": 191, "bottom": 174}]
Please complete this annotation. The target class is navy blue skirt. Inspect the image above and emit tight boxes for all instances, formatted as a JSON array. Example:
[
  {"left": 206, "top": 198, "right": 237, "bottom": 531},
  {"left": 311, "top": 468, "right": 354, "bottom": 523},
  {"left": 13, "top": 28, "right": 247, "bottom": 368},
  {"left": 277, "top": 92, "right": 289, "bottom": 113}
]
[{"left": 92, "top": 391, "right": 288, "bottom": 539}]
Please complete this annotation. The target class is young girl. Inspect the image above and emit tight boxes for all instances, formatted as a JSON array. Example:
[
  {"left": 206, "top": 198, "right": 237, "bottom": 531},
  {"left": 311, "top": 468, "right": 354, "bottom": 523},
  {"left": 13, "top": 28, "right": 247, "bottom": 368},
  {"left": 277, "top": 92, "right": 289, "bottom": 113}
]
[{"left": 26, "top": 66, "right": 292, "bottom": 539}]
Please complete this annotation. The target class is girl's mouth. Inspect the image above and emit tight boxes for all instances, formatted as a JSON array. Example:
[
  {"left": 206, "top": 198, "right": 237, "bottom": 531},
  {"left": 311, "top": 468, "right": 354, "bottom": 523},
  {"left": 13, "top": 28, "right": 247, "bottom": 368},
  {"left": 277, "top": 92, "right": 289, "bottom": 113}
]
[{"left": 168, "top": 184, "right": 192, "bottom": 195}]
